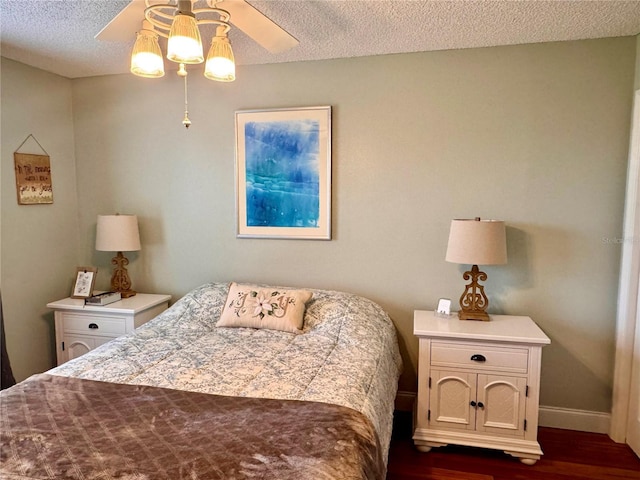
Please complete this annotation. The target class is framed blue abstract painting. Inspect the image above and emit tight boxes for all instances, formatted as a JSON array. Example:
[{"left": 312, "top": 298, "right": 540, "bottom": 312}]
[{"left": 235, "top": 106, "right": 332, "bottom": 239}]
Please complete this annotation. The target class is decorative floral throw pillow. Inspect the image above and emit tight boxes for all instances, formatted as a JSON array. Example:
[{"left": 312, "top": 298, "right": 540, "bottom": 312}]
[{"left": 217, "top": 282, "right": 313, "bottom": 333}]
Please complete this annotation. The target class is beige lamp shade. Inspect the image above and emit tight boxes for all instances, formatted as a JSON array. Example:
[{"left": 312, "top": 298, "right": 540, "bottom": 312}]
[
  {"left": 446, "top": 219, "right": 507, "bottom": 265},
  {"left": 96, "top": 215, "right": 141, "bottom": 252}
]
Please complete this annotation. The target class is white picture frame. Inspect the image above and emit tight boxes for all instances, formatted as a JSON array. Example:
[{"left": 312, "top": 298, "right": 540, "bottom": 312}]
[
  {"left": 71, "top": 266, "right": 97, "bottom": 299},
  {"left": 235, "top": 106, "right": 332, "bottom": 240}
]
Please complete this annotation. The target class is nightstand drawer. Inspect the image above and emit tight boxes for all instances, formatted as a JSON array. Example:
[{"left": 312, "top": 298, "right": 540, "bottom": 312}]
[
  {"left": 62, "top": 313, "right": 127, "bottom": 335},
  {"left": 431, "top": 341, "right": 529, "bottom": 374}
]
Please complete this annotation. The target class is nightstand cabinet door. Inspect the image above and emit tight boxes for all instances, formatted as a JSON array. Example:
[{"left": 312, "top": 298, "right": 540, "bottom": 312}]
[
  {"left": 429, "top": 370, "right": 526, "bottom": 437},
  {"left": 429, "top": 370, "right": 477, "bottom": 431},
  {"left": 61, "top": 334, "right": 121, "bottom": 363},
  {"left": 476, "top": 374, "right": 527, "bottom": 436},
  {"left": 63, "top": 335, "right": 92, "bottom": 362}
]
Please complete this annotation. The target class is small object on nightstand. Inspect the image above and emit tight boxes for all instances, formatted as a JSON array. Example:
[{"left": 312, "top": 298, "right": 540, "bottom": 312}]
[
  {"left": 435, "top": 298, "right": 452, "bottom": 317},
  {"left": 71, "top": 266, "right": 98, "bottom": 299},
  {"left": 85, "top": 291, "right": 122, "bottom": 306}
]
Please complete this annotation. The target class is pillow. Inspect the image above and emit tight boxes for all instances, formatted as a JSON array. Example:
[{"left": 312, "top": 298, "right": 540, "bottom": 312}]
[{"left": 218, "top": 282, "right": 313, "bottom": 333}]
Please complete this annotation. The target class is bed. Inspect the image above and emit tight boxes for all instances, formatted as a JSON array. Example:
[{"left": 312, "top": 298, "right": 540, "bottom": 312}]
[{"left": 1, "top": 282, "right": 402, "bottom": 480}]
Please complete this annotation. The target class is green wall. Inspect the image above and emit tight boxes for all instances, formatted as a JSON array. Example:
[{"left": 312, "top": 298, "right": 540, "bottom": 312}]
[
  {"left": 1, "top": 36, "right": 635, "bottom": 417},
  {"left": 1, "top": 58, "right": 80, "bottom": 381}
]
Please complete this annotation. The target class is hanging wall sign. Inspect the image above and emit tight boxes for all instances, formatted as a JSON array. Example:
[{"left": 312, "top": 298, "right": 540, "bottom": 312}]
[{"left": 14, "top": 134, "right": 53, "bottom": 205}]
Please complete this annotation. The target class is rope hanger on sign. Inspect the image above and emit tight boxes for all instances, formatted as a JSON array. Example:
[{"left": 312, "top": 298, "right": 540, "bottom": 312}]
[{"left": 14, "top": 134, "right": 49, "bottom": 156}]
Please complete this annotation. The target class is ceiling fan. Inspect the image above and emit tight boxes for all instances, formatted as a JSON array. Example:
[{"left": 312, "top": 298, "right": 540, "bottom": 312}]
[
  {"left": 96, "top": 0, "right": 299, "bottom": 54},
  {"left": 96, "top": 0, "right": 298, "bottom": 128}
]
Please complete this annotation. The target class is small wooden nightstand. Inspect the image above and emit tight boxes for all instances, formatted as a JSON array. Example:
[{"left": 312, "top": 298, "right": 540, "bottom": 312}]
[
  {"left": 48, "top": 293, "right": 171, "bottom": 365},
  {"left": 413, "top": 310, "right": 550, "bottom": 465}
]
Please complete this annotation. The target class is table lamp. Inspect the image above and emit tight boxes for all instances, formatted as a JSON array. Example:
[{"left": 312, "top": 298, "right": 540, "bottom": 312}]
[
  {"left": 95, "top": 214, "right": 141, "bottom": 298},
  {"left": 445, "top": 217, "right": 507, "bottom": 321}
]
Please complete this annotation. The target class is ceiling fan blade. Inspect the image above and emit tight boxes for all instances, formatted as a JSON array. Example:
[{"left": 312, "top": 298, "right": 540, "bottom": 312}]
[
  {"left": 95, "top": 0, "right": 147, "bottom": 41},
  {"left": 217, "top": 0, "right": 298, "bottom": 53}
]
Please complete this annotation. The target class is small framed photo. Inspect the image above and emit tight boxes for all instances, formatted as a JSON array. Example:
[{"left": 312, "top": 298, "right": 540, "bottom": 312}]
[
  {"left": 71, "top": 267, "right": 97, "bottom": 299},
  {"left": 436, "top": 298, "right": 452, "bottom": 316}
]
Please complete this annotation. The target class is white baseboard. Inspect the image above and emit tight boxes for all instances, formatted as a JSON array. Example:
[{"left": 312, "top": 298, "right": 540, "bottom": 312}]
[
  {"left": 394, "top": 392, "right": 611, "bottom": 435},
  {"left": 395, "top": 391, "right": 416, "bottom": 412},
  {"left": 538, "top": 405, "right": 610, "bottom": 434}
]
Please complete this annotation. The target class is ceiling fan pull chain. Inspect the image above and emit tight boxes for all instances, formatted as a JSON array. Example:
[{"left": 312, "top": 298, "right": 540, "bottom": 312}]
[{"left": 178, "top": 63, "right": 192, "bottom": 129}]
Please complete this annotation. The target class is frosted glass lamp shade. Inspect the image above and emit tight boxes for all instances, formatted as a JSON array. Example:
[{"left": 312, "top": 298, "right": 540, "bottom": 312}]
[
  {"left": 167, "top": 13, "right": 204, "bottom": 64},
  {"left": 131, "top": 28, "right": 165, "bottom": 78},
  {"left": 96, "top": 215, "right": 141, "bottom": 252},
  {"left": 446, "top": 219, "right": 507, "bottom": 266},
  {"left": 204, "top": 33, "right": 235, "bottom": 82}
]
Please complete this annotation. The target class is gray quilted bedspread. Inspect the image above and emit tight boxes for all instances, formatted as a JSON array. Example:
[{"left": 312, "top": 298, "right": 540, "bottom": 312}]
[{"left": 50, "top": 282, "right": 403, "bottom": 460}]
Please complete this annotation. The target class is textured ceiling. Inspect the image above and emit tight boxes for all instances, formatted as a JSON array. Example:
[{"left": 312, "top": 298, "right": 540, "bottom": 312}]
[{"left": 1, "top": 0, "right": 640, "bottom": 79}]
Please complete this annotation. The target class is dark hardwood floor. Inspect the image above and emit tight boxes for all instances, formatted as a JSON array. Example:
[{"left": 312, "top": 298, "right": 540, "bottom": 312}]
[{"left": 386, "top": 412, "right": 640, "bottom": 480}]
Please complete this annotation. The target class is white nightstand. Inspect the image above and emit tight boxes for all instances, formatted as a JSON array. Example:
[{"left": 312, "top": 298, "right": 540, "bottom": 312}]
[
  {"left": 48, "top": 293, "right": 171, "bottom": 365},
  {"left": 413, "top": 310, "right": 550, "bottom": 465}
]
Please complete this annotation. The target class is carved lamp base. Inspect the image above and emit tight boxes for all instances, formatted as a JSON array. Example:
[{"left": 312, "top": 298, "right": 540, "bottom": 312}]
[
  {"left": 110, "top": 251, "right": 137, "bottom": 298},
  {"left": 459, "top": 309, "right": 490, "bottom": 321},
  {"left": 458, "top": 264, "right": 491, "bottom": 321}
]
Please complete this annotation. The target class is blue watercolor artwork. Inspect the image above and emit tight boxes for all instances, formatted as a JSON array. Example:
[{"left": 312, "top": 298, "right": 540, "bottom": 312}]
[{"left": 245, "top": 119, "right": 320, "bottom": 228}]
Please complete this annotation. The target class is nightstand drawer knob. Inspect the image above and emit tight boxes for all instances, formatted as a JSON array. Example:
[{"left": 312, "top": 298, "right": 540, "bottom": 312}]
[
  {"left": 470, "top": 354, "right": 486, "bottom": 362},
  {"left": 88, "top": 323, "right": 99, "bottom": 329}
]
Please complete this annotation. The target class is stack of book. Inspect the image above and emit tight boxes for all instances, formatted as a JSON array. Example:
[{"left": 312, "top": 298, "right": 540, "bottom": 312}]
[{"left": 85, "top": 292, "right": 122, "bottom": 306}]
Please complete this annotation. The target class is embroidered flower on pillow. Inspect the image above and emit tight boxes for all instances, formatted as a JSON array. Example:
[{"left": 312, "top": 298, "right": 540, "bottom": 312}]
[{"left": 252, "top": 292, "right": 274, "bottom": 318}]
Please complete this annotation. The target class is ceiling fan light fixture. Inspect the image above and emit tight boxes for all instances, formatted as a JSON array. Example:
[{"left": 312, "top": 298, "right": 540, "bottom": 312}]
[
  {"left": 130, "top": 27, "right": 165, "bottom": 78},
  {"left": 167, "top": 12, "right": 204, "bottom": 64},
  {"left": 105, "top": 0, "right": 300, "bottom": 126},
  {"left": 204, "top": 31, "right": 236, "bottom": 82}
]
